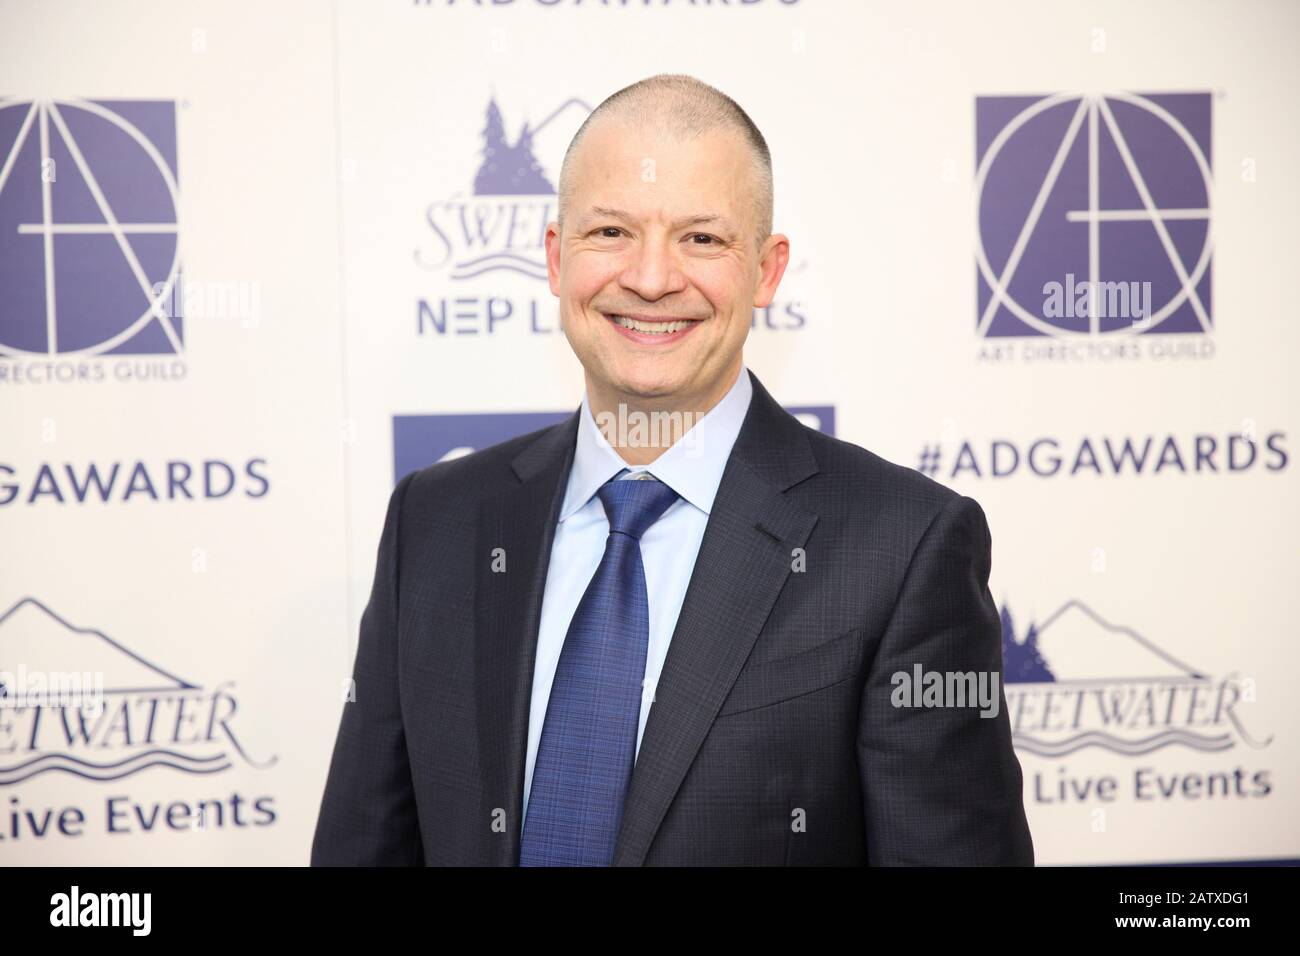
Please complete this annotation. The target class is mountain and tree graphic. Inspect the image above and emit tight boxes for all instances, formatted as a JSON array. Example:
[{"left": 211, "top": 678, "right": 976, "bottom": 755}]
[
  {"left": 0, "top": 596, "right": 192, "bottom": 698},
  {"left": 473, "top": 96, "right": 554, "bottom": 196},
  {"left": 470, "top": 93, "right": 592, "bottom": 197},
  {"left": 1000, "top": 598, "right": 1206, "bottom": 683}
]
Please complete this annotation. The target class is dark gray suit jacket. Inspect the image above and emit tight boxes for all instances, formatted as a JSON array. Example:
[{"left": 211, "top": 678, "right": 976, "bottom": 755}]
[{"left": 311, "top": 370, "right": 1034, "bottom": 865}]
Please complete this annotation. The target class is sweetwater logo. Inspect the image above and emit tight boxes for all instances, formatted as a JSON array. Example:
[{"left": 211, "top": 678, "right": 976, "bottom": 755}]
[
  {"left": 392, "top": 406, "right": 836, "bottom": 483},
  {"left": 976, "top": 92, "right": 1213, "bottom": 363},
  {"left": 0, "top": 99, "right": 190, "bottom": 383},
  {"left": 1001, "top": 599, "right": 1270, "bottom": 757},
  {"left": 415, "top": 94, "right": 582, "bottom": 285},
  {"left": 412, "top": 94, "right": 811, "bottom": 337},
  {"left": 0, "top": 597, "right": 275, "bottom": 784}
]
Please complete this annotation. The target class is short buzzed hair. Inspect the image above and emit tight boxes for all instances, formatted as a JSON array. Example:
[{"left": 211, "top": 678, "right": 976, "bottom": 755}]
[{"left": 556, "top": 74, "right": 774, "bottom": 252}]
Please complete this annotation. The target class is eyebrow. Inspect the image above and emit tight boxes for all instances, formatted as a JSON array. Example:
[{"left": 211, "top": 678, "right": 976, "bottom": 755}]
[{"left": 582, "top": 206, "right": 736, "bottom": 233}]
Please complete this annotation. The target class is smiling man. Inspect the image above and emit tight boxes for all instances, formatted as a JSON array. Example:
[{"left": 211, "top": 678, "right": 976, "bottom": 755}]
[
  {"left": 312, "top": 74, "right": 1034, "bottom": 866},
  {"left": 552, "top": 86, "right": 779, "bottom": 453}
]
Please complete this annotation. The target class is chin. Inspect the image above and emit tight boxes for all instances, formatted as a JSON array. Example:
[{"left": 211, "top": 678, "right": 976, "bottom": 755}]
[{"left": 612, "top": 372, "right": 681, "bottom": 399}]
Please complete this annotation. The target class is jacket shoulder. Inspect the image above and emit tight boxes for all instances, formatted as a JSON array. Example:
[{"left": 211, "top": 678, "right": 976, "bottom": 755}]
[
  {"left": 399, "top": 417, "right": 570, "bottom": 512},
  {"left": 797, "top": 426, "right": 993, "bottom": 551},
  {"left": 802, "top": 427, "right": 960, "bottom": 511}
]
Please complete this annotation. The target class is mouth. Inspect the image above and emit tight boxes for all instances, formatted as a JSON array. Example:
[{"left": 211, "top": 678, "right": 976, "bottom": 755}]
[{"left": 602, "top": 313, "right": 704, "bottom": 345}]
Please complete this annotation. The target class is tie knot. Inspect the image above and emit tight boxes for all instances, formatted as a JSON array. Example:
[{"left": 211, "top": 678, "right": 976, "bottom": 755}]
[{"left": 596, "top": 475, "right": 680, "bottom": 540}]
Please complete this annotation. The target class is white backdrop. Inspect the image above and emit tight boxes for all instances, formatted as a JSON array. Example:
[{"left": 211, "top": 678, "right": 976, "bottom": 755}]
[{"left": 1, "top": 0, "right": 1296, "bottom": 865}]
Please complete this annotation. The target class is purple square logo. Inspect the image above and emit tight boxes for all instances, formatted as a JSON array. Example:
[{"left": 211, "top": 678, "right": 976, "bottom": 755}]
[
  {"left": 976, "top": 93, "right": 1212, "bottom": 338},
  {"left": 0, "top": 99, "right": 182, "bottom": 356}
]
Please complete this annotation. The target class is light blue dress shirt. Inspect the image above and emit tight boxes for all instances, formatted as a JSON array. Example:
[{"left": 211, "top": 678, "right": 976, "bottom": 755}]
[{"left": 520, "top": 364, "right": 754, "bottom": 829}]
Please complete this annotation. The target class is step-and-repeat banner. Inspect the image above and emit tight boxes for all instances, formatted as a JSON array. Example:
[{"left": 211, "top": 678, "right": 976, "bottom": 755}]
[{"left": 1, "top": 0, "right": 1296, "bottom": 865}]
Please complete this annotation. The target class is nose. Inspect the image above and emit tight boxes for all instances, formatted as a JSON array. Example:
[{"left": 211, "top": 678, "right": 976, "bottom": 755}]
[{"left": 618, "top": 233, "right": 688, "bottom": 302}]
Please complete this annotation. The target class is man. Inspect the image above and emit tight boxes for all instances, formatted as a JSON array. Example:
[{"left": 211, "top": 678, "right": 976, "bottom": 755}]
[{"left": 312, "top": 74, "right": 1033, "bottom": 866}]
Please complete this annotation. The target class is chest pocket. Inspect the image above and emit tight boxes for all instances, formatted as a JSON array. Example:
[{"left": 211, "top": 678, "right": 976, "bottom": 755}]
[{"left": 715, "top": 624, "right": 866, "bottom": 718}]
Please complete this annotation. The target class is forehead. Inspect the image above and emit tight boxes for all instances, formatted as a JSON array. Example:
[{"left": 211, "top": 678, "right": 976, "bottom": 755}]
[{"left": 568, "top": 119, "right": 754, "bottom": 225}]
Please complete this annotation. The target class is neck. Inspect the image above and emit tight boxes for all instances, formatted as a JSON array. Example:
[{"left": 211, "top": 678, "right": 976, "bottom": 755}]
[{"left": 586, "top": 361, "right": 743, "bottom": 466}]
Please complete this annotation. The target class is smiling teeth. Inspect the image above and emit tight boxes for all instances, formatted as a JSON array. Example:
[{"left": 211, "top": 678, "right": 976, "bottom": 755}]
[{"left": 609, "top": 315, "right": 696, "bottom": 333}]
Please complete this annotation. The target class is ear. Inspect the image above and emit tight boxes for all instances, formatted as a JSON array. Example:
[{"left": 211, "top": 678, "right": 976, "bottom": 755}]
[
  {"left": 752, "top": 233, "right": 791, "bottom": 309},
  {"left": 545, "top": 221, "right": 562, "bottom": 297}
]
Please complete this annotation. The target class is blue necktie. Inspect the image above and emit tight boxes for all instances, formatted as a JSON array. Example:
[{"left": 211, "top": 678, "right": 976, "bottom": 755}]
[{"left": 520, "top": 472, "right": 680, "bottom": 866}]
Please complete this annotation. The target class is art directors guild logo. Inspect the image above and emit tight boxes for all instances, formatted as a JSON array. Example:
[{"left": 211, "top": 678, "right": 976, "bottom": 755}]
[
  {"left": 0, "top": 98, "right": 205, "bottom": 386},
  {"left": 975, "top": 92, "right": 1213, "bottom": 365},
  {"left": 0, "top": 98, "right": 181, "bottom": 378}
]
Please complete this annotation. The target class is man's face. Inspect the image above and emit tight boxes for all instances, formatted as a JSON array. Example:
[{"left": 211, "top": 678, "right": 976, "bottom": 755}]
[{"left": 547, "top": 120, "right": 788, "bottom": 411}]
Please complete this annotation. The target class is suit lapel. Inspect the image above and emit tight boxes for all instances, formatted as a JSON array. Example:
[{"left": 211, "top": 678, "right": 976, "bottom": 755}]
[
  {"left": 471, "top": 371, "right": 820, "bottom": 867},
  {"left": 473, "top": 411, "right": 578, "bottom": 865},
  {"left": 612, "top": 371, "right": 820, "bottom": 865}
]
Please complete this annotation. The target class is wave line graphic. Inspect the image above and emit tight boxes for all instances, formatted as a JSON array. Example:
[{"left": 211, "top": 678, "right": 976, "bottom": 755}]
[
  {"left": 0, "top": 748, "right": 227, "bottom": 774},
  {"left": 452, "top": 263, "right": 548, "bottom": 281},
  {"left": 455, "top": 252, "right": 546, "bottom": 269},
  {"left": 1014, "top": 728, "right": 1234, "bottom": 756},
  {"left": 0, "top": 749, "right": 230, "bottom": 785}
]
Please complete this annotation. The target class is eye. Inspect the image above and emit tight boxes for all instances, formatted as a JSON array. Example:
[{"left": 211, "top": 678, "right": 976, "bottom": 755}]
[
  {"left": 688, "top": 233, "right": 718, "bottom": 245},
  {"left": 595, "top": 226, "right": 624, "bottom": 239}
]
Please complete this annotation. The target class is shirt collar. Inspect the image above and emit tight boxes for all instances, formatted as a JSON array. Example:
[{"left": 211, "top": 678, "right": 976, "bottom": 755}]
[{"left": 559, "top": 364, "right": 754, "bottom": 521}]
